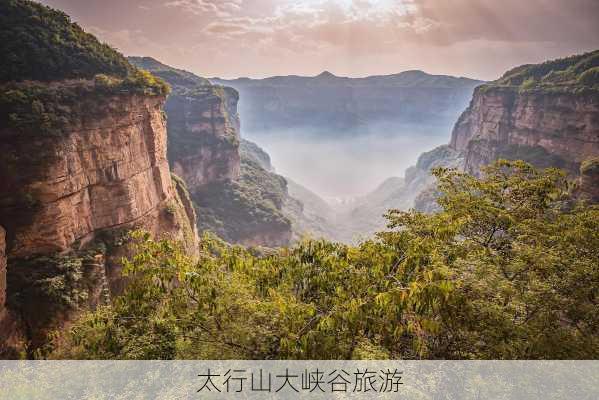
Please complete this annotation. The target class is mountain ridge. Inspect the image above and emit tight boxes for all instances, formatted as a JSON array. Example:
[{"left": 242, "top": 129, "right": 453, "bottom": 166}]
[{"left": 210, "top": 69, "right": 483, "bottom": 88}]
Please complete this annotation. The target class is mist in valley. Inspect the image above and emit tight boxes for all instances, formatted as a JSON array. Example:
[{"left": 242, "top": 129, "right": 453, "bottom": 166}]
[
  {"left": 212, "top": 69, "right": 481, "bottom": 241},
  {"left": 244, "top": 123, "right": 452, "bottom": 203}
]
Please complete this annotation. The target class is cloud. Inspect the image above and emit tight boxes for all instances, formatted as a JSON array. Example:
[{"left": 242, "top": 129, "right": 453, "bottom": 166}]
[
  {"left": 184, "top": 0, "right": 599, "bottom": 57},
  {"left": 40, "top": 0, "right": 599, "bottom": 79},
  {"left": 165, "top": 0, "right": 244, "bottom": 17},
  {"left": 400, "top": 0, "right": 599, "bottom": 46}
]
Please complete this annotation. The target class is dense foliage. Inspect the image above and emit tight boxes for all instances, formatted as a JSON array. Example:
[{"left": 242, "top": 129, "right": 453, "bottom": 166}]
[
  {"left": 194, "top": 156, "right": 291, "bottom": 244},
  {"left": 0, "top": 1, "right": 169, "bottom": 137},
  {"left": 49, "top": 161, "right": 599, "bottom": 359},
  {"left": 0, "top": 0, "right": 133, "bottom": 82},
  {"left": 128, "top": 57, "right": 212, "bottom": 91},
  {"left": 0, "top": 71, "right": 169, "bottom": 136},
  {"left": 489, "top": 49, "right": 599, "bottom": 91}
]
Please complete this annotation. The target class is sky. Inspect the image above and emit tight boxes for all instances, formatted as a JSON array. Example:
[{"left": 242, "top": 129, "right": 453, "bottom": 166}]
[{"left": 40, "top": 0, "right": 599, "bottom": 81}]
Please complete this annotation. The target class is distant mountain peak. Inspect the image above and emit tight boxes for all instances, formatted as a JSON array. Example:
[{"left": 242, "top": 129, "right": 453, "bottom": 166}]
[
  {"left": 316, "top": 70, "right": 336, "bottom": 79},
  {"left": 399, "top": 70, "right": 427, "bottom": 76}
]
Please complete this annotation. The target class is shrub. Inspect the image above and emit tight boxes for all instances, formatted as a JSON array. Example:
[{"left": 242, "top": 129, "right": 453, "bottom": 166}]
[
  {"left": 0, "top": 0, "right": 134, "bottom": 82},
  {"left": 51, "top": 161, "right": 599, "bottom": 360},
  {"left": 578, "top": 67, "right": 599, "bottom": 86}
]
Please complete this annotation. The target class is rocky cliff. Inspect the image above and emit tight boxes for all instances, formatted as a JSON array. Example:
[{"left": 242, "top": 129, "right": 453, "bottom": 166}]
[
  {"left": 129, "top": 57, "right": 294, "bottom": 247},
  {"left": 129, "top": 57, "right": 240, "bottom": 188},
  {"left": 1, "top": 89, "right": 183, "bottom": 256},
  {"left": 0, "top": 82, "right": 198, "bottom": 355},
  {"left": 450, "top": 50, "right": 599, "bottom": 181},
  {"left": 0, "top": 1, "right": 197, "bottom": 356}
]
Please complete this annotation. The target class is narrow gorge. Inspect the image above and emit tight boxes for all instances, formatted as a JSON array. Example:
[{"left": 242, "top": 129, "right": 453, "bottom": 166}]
[{"left": 1, "top": 0, "right": 598, "bottom": 361}]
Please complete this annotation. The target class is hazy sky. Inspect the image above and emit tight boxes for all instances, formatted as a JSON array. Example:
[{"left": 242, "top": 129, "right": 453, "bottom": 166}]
[{"left": 41, "top": 0, "right": 599, "bottom": 81}]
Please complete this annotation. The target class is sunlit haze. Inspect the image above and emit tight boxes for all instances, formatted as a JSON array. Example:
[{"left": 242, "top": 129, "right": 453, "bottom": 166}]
[
  {"left": 37, "top": 0, "right": 599, "bottom": 199},
  {"left": 40, "top": 0, "right": 599, "bottom": 81}
]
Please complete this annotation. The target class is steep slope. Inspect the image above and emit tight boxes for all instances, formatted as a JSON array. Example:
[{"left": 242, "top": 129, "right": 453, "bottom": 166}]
[
  {"left": 129, "top": 56, "right": 241, "bottom": 188},
  {"left": 240, "top": 139, "right": 339, "bottom": 242},
  {"left": 0, "top": 0, "right": 133, "bottom": 82},
  {"left": 451, "top": 50, "right": 599, "bottom": 180},
  {"left": 195, "top": 143, "right": 292, "bottom": 247},
  {"left": 211, "top": 71, "right": 483, "bottom": 136},
  {"left": 239, "top": 138, "right": 274, "bottom": 172},
  {"left": 0, "top": 0, "right": 197, "bottom": 356},
  {"left": 283, "top": 178, "right": 338, "bottom": 241},
  {"left": 129, "top": 58, "right": 294, "bottom": 247},
  {"left": 400, "top": 50, "right": 599, "bottom": 216},
  {"left": 335, "top": 145, "right": 463, "bottom": 242}
]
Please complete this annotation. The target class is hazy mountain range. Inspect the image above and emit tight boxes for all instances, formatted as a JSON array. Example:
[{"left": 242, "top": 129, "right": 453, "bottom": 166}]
[{"left": 211, "top": 71, "right": 483, "bottom": 137}]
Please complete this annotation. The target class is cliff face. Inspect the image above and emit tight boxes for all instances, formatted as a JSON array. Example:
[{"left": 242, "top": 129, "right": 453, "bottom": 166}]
[
  {"left": 130, "top": 57, "right": 294, "bottom": 247},
  {"left": 166, "top": 87, "right": 241, "bottom": 188},
  {"left": 2, "top": 91, "right": 177, "bottom": 256},
  {"left": 451, "top": 87, "right": 599, "bottom": 175},
  {"left": 128, "top": 57, "right": 241, "bottom": 189},
  {"left": 449, "top": 50, "right": 599, "bottom": 187},
  {"left": 0, "top": 82, "right": 197, "bottom": 355}
]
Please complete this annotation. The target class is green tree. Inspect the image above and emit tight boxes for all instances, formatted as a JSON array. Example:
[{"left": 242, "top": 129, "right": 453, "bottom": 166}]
[{"left": 50, "top": 161, "right": 599, "bottom": 360}]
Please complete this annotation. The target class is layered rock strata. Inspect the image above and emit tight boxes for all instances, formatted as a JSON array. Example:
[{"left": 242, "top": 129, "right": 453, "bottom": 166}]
[{"left": 0, "top": 83, "right": 197, "bottom": 355}]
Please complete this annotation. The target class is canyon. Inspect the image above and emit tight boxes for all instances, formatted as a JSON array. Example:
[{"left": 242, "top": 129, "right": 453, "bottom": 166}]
[
  {"left": 1, "top": 0, "right": 599, "bottom": 359},
  {"left": 211, "top": 71, "right": 483, "bottom": 137}
]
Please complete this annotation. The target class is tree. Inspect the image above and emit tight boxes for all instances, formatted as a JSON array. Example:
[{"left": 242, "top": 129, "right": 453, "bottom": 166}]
[{"left": 50, "top": 160, "right": 599, "bottom": 360}]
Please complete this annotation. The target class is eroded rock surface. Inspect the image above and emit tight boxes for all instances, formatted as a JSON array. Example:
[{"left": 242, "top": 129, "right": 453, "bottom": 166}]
[
  {"left": 451, "top": 87, "right": 599, "bottom": 175},
  {"left": 0, "top": 84, "right": 197, "bottom": 355}
]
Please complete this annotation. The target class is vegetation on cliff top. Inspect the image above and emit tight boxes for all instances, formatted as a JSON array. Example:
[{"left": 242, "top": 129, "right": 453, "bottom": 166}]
[
  {"left": 0, "top": 72, "right": 168, "bottom": 136},
  {"left": 1, "top": 0, "right": 168, "bottom": 96},
  {"left": 128, "top": 57, "right": 212, "bottom": 91},
  {"left": 483, "top": 49, "right": 599, "bottom": 92},
  {"left": 49, "top": 161, "right": 599, "bottom": 360},
  {"left": 0, "top": 1, "right": 170, "bottom": 135},
  {"left": 0, "top": 0, "right": 133, "bottom": 82}
]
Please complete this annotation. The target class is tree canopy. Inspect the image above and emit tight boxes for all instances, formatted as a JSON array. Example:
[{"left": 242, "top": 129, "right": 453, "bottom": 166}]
[
  {"left": 49, "top": 160, "right": 599, "bottom": 360},
  {"left": 0, "top": 0, "right": 135, "bottom": 82}
]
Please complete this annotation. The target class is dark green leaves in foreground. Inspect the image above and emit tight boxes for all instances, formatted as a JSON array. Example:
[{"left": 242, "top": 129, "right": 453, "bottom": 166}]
[{"left": 51, "top": 161, "right": 599, "bottom": 359}]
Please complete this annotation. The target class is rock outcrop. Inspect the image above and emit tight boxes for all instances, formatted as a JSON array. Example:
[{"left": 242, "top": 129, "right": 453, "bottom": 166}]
[
  {"left": 450, "top": 50, "right": 599, "bottom": 182},
  {"left": 575, "top": 158, "right": 599, "bottom": 203},
  {"left": 128, "top": 57, "right": 240, "bottom": 189},
  {"left": 1, "top": 91, "right": 180, "bottom": 256},
  {"left": 0, "top": 1, "right": 197, "bottom": 355},
  {"left": 451, "top": 87, "right": 599, "bottom": 175},
  {"left": 129, "top": 57, "right": 295, "bottom": 247},
  {"left": 166, "top": 86, "right": 240, "bottom": 188}
]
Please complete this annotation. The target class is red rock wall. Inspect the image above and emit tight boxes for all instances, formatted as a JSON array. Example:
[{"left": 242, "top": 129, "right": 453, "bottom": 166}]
[
  {"left": 167, "top": 87, "right": 241, "bottom": 190},
  {"left": 0, "top": 83, "right": 198, "bottom": 355},
  {"left": 450, "top": 87, "right": 599, "bottom": 174},
  {"left": 0, "top": 92, "right": 181, "bottom": 257}
]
